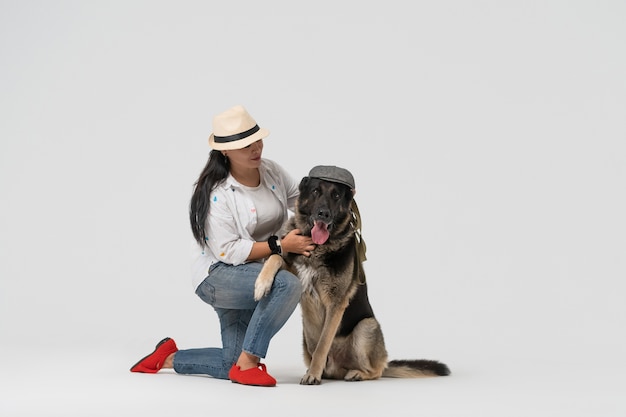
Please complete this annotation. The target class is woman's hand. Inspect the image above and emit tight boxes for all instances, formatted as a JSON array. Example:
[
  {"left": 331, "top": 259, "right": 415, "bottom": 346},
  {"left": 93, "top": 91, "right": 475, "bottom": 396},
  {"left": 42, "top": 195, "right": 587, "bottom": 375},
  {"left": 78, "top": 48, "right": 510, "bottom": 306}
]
[{"left": 281, "top": 229, "right": 316, "bottom": 257}]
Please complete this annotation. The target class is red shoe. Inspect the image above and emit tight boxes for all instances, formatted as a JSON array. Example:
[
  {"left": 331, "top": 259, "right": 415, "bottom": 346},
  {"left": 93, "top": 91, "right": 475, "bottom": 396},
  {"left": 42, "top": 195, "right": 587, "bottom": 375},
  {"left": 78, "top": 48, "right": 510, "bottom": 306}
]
[
  {"left": 228, "top": 363, "right": 277, "bottom": 387},
  {"left": 130, "top": 337, "right": 178, "bottom": 373}
]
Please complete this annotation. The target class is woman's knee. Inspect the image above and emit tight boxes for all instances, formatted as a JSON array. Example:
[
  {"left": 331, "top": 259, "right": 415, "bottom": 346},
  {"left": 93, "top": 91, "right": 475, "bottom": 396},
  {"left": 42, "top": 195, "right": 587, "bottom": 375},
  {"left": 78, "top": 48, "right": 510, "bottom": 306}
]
[{"left": 275, "top": 270, "right": 302, "bottom": 295}]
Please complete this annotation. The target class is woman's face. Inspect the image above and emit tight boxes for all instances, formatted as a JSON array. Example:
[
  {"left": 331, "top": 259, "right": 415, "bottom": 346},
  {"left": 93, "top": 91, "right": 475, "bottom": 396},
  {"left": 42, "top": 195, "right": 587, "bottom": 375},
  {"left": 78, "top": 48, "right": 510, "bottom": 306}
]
[{"left": 227, "top": 139, "right": 264, "bottom": 170}]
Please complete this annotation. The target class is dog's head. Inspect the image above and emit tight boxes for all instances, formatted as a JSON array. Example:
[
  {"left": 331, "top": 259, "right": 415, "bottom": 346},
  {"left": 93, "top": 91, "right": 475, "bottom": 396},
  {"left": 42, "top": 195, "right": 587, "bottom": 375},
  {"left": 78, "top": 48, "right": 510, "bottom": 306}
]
[{"left": 295, "top": 176, "right": 355, "bottom": 245}]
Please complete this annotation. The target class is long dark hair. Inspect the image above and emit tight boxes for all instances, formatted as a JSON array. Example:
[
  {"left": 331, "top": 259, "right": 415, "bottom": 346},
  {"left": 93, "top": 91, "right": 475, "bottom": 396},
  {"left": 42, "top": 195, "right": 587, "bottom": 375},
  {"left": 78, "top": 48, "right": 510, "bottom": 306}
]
[{"left": 190, "top": 149, "right": 230, "bottom": 247}]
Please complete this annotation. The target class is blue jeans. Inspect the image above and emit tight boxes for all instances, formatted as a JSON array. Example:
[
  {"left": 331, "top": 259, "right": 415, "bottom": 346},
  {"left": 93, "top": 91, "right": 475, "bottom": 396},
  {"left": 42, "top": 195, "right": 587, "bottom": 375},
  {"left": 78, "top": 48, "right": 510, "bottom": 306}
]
[{"left": 172, "top": 261, "right": 302, "bottom": 379}]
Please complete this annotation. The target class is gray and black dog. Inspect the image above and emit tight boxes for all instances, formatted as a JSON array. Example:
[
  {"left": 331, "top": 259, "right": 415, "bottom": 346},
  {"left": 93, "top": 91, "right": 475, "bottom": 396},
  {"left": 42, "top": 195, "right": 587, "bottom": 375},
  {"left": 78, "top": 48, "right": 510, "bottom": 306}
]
[{"left": 255, "top": 165, "right": 450, "bottom": 385}]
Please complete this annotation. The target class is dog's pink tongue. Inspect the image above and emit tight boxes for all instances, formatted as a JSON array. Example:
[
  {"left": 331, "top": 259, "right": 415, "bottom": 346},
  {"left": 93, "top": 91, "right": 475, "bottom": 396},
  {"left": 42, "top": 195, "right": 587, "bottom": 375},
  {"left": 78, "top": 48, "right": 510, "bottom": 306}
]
[{"left": 311, "top": 221, "right": 329, "bottom": 244}]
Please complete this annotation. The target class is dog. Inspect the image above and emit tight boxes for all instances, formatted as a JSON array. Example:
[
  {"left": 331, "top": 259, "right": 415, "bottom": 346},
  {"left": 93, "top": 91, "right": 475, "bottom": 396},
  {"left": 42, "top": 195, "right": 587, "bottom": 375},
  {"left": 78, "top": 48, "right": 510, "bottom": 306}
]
[{"left": 254, "top": 165, "right": 450, "bottom": 385}]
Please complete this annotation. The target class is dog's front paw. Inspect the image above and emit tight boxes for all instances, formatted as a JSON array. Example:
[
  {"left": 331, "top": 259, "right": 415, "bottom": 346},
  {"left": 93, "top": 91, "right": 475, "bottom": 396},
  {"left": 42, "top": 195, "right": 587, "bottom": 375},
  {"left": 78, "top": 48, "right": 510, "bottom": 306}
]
[
  {"left": 300, "top": 372, "right": 322, "bottom": 385},
  {"left": 254, "top": 276, "right": 273, "bottom": 301},
  {"left": 253, "top": 255, "right": 283, "bottom": 301}
]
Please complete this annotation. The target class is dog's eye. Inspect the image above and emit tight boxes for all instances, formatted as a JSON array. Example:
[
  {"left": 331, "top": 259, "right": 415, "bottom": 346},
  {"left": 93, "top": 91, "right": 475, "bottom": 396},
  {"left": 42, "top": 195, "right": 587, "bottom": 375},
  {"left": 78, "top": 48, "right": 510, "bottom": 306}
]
[
  {"left": 332, "top": 191, "right": 340, "bottom": 200},
  {"left": 311, "top": 189, "right": 319, "bottom": 196}
]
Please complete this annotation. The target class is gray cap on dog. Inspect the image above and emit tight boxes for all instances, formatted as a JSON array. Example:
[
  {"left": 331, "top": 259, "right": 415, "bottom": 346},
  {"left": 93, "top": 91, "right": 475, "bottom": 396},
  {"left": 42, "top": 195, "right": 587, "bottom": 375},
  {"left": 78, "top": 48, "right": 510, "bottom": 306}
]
[{"left": 308, "top": 165, "right": 355, "bottom": 189}]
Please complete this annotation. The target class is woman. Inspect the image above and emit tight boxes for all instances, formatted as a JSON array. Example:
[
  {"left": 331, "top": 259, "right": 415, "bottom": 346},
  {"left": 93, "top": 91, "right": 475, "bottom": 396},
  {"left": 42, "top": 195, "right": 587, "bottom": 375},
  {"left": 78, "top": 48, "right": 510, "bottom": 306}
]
[{"left": 130, "top": 105, "right": 315, "bottom": 387}]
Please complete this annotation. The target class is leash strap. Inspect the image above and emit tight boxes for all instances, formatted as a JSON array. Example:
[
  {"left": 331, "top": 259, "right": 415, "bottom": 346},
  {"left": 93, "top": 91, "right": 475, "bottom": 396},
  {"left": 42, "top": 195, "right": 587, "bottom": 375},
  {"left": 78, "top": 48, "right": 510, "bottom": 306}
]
[{"left": 351, "top": 200, "right": 367, "bottom": 284}]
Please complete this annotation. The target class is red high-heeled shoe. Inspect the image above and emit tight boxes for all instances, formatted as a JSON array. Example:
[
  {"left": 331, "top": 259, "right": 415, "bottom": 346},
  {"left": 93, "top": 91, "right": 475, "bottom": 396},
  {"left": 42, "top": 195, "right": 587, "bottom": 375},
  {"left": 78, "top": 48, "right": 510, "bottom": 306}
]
[
  {"left": 228, "top": 363, "right": 277, "bottom": 387},
  {"left": 130, "top": 337, "right": 178, "bottom": 373}
]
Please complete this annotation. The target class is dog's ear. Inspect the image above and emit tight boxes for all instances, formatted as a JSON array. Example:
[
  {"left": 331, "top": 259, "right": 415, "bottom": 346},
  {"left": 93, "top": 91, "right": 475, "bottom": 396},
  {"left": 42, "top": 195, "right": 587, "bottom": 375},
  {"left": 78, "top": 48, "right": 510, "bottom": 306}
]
[{"left": 299, "top": 176, "right": 311, "bottom": 192}]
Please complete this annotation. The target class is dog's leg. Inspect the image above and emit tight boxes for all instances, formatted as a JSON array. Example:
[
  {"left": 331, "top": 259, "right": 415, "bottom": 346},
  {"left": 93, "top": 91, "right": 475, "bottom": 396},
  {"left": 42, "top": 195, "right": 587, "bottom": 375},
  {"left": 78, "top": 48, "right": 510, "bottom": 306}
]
[
  {"left": 300, "top": 304, "right": 346, "bottom": 385},
  {"left": 253, "top": 254, "right": 284, "bottom": 301},
  {"left": 342, "top": 317, "right": 388, "bottom": 381}
]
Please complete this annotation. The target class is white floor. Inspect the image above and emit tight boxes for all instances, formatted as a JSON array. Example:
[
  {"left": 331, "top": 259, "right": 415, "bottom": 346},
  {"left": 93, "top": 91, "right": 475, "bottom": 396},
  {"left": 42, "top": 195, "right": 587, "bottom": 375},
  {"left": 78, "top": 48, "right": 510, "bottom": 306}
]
[{"left": 2, "top": 342, "right": 624, "bottom": 417}]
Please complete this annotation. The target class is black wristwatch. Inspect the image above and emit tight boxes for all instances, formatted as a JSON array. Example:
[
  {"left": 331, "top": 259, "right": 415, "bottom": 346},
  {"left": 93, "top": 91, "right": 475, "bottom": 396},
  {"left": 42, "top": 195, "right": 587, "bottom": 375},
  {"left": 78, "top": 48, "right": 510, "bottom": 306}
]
[{"left": 268, "top": 235, "right": 282, "bottom": 255}]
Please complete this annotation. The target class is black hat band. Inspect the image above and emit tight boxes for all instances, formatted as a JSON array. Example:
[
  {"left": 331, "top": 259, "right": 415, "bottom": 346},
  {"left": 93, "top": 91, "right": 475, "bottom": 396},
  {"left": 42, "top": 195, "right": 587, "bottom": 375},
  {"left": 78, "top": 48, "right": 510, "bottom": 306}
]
[{"left": 213, "top": 125, "right": 260, "bottom": 143}]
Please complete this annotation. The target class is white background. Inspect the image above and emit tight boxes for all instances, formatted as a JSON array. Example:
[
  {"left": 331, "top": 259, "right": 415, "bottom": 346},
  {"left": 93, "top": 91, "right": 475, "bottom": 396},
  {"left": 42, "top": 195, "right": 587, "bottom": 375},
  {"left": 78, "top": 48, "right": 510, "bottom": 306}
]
[{"left": 1, "top": 1, "right": 625, "bottom": 416}]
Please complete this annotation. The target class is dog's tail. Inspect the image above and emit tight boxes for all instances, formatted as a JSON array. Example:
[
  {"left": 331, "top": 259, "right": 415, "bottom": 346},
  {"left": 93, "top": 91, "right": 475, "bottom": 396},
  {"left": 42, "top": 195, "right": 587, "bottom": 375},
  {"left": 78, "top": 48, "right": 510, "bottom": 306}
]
[{"left": 382, "top": 359, "right": 451, "bottom": 378}]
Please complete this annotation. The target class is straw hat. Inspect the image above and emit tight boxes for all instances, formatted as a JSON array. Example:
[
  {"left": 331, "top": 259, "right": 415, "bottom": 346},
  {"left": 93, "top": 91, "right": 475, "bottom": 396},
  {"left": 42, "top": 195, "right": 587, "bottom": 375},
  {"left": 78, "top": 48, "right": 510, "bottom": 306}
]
[{"left": 208, "top": 105, "right": 270, "bottom": 150}]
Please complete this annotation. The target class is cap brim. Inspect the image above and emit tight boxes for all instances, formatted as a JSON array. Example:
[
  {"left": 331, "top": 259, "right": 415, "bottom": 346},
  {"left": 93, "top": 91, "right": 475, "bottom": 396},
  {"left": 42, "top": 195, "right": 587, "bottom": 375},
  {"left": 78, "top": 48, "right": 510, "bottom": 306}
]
[{"left": 312, "top": 176, "right": 354, "bottom": 189}]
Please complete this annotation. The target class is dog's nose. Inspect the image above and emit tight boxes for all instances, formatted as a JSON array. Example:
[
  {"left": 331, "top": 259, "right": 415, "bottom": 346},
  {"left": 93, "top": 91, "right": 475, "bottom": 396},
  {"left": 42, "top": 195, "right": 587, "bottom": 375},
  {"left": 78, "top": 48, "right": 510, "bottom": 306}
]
[{"left": 316, "top": 208, "right": 331, "bottom": 222}]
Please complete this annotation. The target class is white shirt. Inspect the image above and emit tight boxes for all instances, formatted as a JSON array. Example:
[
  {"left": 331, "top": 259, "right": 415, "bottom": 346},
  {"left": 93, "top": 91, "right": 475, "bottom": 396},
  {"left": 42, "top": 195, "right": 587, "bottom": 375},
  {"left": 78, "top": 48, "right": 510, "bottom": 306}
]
[
  {"left": 190, "top": 158, "right": 299, "bottom": 290},
  {"left": 241, "top": 182, "right": 282, "bottom": 241}
]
